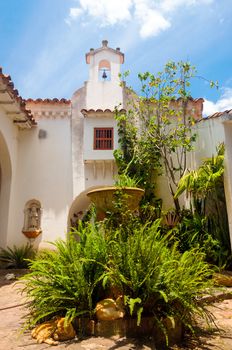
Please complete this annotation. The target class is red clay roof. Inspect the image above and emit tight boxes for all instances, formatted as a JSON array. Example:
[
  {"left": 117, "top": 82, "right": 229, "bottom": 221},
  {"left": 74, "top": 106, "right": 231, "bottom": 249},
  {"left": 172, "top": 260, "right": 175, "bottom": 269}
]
[
  {"left": 0, "top": 67, "right": 36, "bottom": 126},
  {"left": 198, "top": 109, "right": 232, "bottom": 122},
  {"left": 27, "top": 98, "right": 71, "bottom": 104},
  {"left": 170, "top": 97, "right": 204, "bottom": 102},
  {"left": 81, "top": 108, "right": 126, "bottom": 116},
  {"left": 205, "top": 109, "right": 232, "bottom": 119}
]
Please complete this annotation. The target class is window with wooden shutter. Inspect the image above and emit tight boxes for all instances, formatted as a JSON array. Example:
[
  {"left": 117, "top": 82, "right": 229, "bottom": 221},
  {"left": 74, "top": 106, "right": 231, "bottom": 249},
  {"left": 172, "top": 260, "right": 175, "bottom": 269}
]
[{"left": 94, "top": 128, "right": 113, "bottom": 150}]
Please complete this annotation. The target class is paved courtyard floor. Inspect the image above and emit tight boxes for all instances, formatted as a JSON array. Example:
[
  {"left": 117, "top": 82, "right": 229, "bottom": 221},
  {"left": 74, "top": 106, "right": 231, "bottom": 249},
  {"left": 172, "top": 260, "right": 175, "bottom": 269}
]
[{"left": 1, "top": 270, "right": 232, "bottom": 350}]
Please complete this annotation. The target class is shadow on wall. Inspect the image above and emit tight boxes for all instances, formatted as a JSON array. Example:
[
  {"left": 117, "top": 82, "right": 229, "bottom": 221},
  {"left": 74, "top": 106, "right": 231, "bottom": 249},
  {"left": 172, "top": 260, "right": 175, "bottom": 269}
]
[{"left": 0, "top": 131, "right": 12, "bottom": 248}]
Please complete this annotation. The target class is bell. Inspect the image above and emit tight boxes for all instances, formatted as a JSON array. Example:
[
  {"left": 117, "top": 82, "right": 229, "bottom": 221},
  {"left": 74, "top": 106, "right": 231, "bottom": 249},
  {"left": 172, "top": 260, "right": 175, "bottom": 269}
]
[{"left": 102, "top": 69, "right": 107, "bottom": 80}]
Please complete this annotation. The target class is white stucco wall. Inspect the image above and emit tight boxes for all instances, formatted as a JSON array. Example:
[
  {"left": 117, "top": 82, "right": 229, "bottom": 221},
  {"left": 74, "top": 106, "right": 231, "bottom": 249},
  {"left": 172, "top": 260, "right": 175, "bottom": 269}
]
[
  {"left": 71, "top": 45, "right": 124, "bottom": 200},
  {"left": 68, "top": 45, "right": 124, "bottom": 222},
  {"left": 11, "top": 116, "right": 73, "bottom": 248},
  {"left": 193, "top": 118, "right": 225, "bottom": 167},
  {"left": 71, "top": 86, "right": 86, "bottom": 199},
  {"left": 83, "top": 116, "right": 118, "bottom": 160},
  {"left": 84, "top": 162, "right": 116, "bottom": 188},
  {"left": 86, "top": 50, "right": 123, "bottom": 110},
  {"left": 223, "top": 122, "right": 232, "bottom": 250},
  {"left": 156, "top": 117, "right": 226, "bottom": 211}
]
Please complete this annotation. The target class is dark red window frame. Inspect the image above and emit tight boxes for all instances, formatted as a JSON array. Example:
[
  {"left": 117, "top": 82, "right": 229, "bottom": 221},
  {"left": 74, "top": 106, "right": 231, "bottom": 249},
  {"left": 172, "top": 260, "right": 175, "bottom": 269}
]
[{"left": 94, "top": 127, "right": 114, "bottom": 150}]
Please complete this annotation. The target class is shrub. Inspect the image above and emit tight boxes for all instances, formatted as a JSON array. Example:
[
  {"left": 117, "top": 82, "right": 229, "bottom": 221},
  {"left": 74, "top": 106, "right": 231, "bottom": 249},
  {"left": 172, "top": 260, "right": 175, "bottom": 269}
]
[
  {"left": 0, "top": 243, "right": 36, "bottom": 268},
  {"left": 21, "top": 223, "right": 108, "bottom": 327},
  {"left": 102, "top": 220, "right": 214, "bottom": 334},
  {"left": 170, "top": 211, "right": 227, "bottom": 267},
  {"left": 175, "top": 144, "right": 231, "bottom": 267},
  {"left": 114, "top": 173, "right": 139, "bottom": 187},
  {"left": 22, "top": 220, "right": 214, "bottom": 344}
]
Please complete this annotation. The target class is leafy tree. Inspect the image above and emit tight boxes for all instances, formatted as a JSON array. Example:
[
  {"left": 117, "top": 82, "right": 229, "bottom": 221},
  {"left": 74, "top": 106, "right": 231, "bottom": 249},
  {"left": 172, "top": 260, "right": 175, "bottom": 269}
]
[{"left": 115, "top": 61, "right": 199, "bottom": 211}]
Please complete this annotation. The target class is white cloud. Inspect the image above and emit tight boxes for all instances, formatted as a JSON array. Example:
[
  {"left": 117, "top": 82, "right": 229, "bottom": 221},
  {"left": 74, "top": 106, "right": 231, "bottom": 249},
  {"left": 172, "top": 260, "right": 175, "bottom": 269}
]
[
  {"left": 203, "top": 88, "right": 232, "bottom": 116},
  {"left": 67, "top": 0, "right": 133, "bottom": 27},
  {"left": 160, "top": 0, "right": 213, "bottom": 12},
  {"left": 65, "top": 7, "right": 83, "bottom": 25},
  {"left": 134, "top": 1, "right": 170, "bottom": 38},
  {"left": 70, "top": 7, "right": 83, "bottom": 19},
  {"left": 66, "top": 0, "right": 214, "bottom": 38}
]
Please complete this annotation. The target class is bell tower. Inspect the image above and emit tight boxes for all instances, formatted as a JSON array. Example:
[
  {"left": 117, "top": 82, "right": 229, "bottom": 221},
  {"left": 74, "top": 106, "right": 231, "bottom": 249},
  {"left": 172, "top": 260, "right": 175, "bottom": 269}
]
[{"left": 85, "top": 40, "right": 124, "bottom": 110}]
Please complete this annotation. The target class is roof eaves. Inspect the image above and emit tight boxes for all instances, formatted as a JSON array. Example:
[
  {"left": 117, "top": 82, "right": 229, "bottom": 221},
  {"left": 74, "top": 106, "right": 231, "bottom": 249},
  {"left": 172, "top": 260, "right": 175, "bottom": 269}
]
[
  {"left": 0, "top": 67, "right": 36, "bottom": 127},
  {"left": 197, "top": 109, "right": 232, "bottom": 123},
  {"left": 81, "top": 108, "right": 126, "bottom": 117}
]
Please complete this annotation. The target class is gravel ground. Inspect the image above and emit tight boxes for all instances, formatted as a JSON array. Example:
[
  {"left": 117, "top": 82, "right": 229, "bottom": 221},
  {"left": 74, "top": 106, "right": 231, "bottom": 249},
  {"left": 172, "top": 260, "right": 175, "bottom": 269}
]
[{"left": 1, "top": 270, "right": 232, "bottom": 350}]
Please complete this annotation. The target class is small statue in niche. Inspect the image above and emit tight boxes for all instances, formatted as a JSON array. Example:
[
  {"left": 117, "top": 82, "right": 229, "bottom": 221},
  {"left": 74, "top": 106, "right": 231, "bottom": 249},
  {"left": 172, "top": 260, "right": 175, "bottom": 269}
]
[
  {"left": 28, "top": 205, "right": 39, "bottom": 231},
  {"left": 22, "top": 200, "right": 42, "bottom": 238}
]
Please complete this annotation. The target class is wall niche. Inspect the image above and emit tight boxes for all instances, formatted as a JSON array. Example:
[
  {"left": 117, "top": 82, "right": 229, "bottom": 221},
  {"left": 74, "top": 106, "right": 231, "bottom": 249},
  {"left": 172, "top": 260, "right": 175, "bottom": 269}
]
[{"left": 22, "top": 199, "right": 42, "bottom": 239}]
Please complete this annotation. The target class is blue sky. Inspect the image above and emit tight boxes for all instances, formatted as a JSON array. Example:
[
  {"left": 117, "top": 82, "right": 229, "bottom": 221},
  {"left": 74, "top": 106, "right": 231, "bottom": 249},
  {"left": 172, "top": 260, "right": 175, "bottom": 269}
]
[{"left": 0, "top": 0, "right": 232, "bottom": 115}]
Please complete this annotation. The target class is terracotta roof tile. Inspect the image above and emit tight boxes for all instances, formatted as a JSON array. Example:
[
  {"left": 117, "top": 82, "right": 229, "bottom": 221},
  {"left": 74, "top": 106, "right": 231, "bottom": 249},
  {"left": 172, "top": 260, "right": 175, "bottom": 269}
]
[
  {"left": 0, "top": 67, "right": 36, "bottom": 126},
  {"left": 170, "top": 97, "right": 204, "bottom": 103},
  {"left": 198, "top": 109, "right": 232, "bottom": 122},
  {"left": 81, "top": 108, "right": 126, "bottom": 116},
  {"left": 27, "top": 98, "right": 71, "bottom": 104}
]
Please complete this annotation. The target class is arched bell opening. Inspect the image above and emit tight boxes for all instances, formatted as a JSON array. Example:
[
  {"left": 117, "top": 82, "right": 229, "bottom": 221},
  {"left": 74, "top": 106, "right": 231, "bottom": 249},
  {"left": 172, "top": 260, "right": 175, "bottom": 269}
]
[{"left": 98, "top": 59, "right": 111, "bottom": 81}]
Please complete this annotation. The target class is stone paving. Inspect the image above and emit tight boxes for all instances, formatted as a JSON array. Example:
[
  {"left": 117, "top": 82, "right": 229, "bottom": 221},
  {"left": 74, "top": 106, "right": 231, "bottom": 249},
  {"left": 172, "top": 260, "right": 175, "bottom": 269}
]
[{"left": 1, "top": 270, "right": 232, "bottom": 350}]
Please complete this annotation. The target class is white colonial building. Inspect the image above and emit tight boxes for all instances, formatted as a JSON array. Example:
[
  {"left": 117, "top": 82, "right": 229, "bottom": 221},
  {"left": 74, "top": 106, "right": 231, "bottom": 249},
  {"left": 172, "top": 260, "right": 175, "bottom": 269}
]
[
  {"left": 0, "top": 40, "right": 126, "bottom": 248},
  {"left": 0, "top": 40, "right": 232, "bottom": 249}
]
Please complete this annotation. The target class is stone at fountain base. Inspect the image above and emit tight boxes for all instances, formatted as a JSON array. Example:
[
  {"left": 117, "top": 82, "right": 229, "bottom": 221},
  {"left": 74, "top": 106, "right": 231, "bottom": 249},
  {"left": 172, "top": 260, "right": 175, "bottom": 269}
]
[{"left": 75, "top": 316, "right": 182, "bottom": 347}]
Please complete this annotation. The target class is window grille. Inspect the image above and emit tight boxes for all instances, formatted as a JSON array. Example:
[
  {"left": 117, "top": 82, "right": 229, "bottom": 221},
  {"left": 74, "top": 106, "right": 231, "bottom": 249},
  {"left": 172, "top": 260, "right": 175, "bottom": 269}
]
[{"left": 94, "top": 128, "right": 113, "bottom": 150}]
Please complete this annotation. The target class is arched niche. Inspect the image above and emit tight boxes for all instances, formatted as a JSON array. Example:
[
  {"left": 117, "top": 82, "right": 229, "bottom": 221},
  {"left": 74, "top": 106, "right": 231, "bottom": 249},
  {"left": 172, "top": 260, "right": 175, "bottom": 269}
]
[
  {"left": 67, "top": 186, "right": 107, "bottom": 233},
  {"left": 0, "top": 131, "right": 12, "bottom": 248},
  {"left": 22, "top": 199, "right": 42, "bottom": 239},
  {"left": 98, "top": 59, "right": 111, "bottom": 81}
]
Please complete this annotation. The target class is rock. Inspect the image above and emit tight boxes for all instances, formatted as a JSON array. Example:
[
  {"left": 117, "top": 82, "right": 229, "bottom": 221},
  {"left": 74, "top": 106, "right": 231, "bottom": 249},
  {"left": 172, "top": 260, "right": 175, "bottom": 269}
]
[
  {"left": 53, "top": 317, "right": 76, "bottom": 341},
  {"left": 95, "top": 296, "right": 125, "bottom": 321},
  {"left": 31, "top": 317, "right": 76, "bottom": 345},
  {"left": 31, "top": 321, "right": 58, "bottom": 345},
  {"left": 214, "top": 271, "right": 232, "bottom": 287},
  {"left": 4, "top": 273, "right": 16, "bottom": 280}
]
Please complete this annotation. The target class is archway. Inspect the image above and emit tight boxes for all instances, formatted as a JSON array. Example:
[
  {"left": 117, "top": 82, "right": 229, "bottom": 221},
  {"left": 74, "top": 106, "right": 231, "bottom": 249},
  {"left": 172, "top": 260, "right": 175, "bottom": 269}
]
[
  {"left": 0, "top": 131, "right": 12, "bottom": 247},
  {"left": 67, "top": 186, "right": 104, "bottom": 232}
]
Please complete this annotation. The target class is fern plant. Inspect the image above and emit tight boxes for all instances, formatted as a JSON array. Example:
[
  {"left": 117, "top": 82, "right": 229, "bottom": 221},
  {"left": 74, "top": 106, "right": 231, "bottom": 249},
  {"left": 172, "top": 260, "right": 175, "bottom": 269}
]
[
  {"left": 21, "top": 220, "right": 214, "bottom": 346},
  {"left": 101, "top": 220, "right": 214, "bottom": 338},
  {"left": 21, "top": 223, "right": 108, "bottom": 327}
]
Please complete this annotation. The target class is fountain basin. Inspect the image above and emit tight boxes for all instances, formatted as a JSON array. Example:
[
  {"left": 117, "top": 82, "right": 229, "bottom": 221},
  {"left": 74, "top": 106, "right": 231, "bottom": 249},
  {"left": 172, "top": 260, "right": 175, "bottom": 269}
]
[{"left": 87, "top": 186, "right": 144, "bottom": 220}]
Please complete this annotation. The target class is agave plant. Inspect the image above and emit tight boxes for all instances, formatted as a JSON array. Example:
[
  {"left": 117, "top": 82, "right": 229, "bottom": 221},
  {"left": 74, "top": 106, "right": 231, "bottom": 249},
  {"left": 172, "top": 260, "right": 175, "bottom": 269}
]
[{"left": 0, "top": 243, "right": 36, "bottom": 268}]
